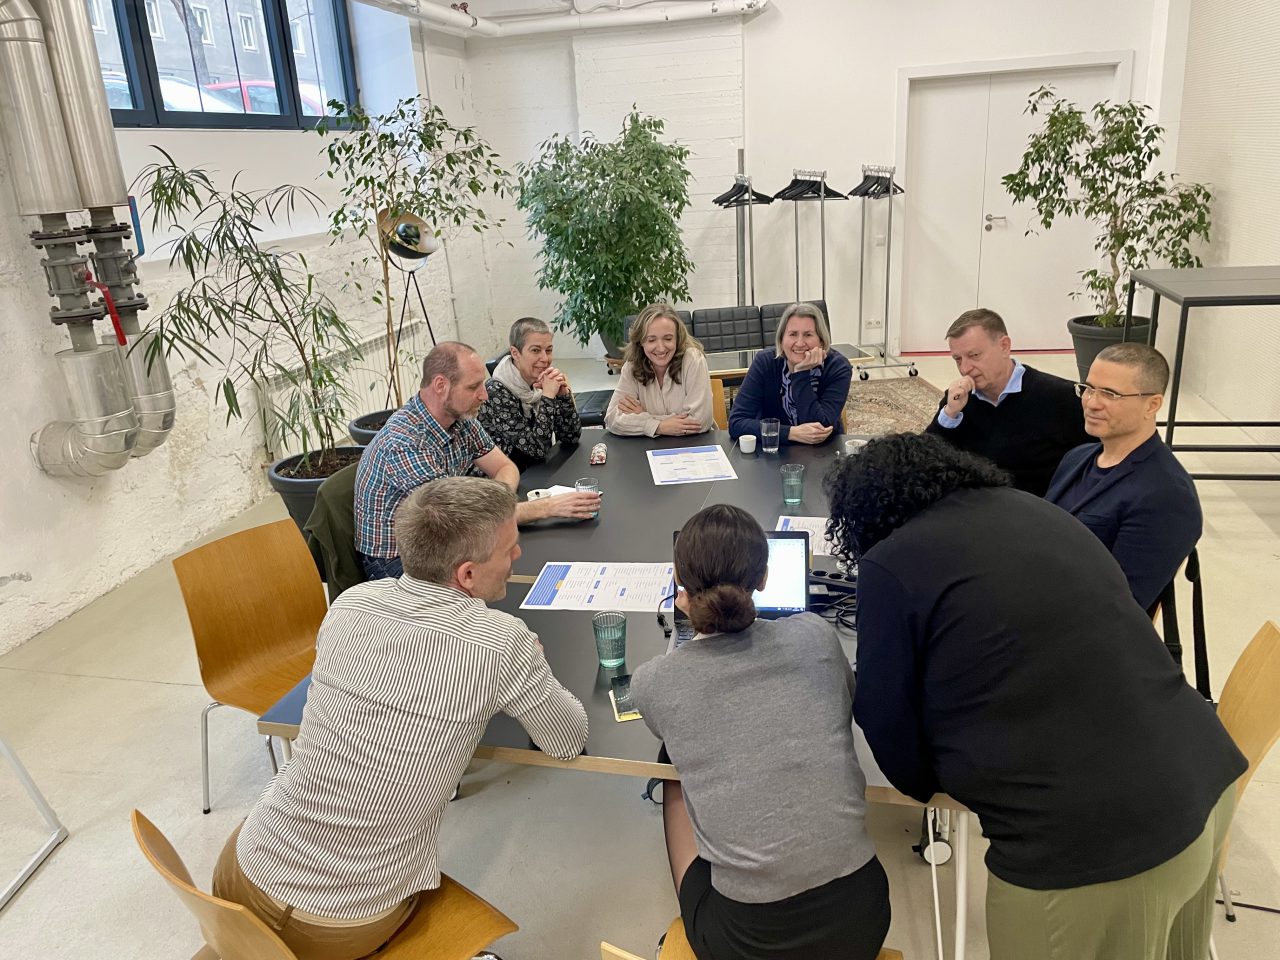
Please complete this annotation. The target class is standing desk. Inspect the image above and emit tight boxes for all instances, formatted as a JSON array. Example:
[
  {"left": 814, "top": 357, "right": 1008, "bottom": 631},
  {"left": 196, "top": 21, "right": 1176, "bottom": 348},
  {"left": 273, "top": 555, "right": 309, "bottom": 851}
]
[
  {"left": 1124, "top": 266, "right": 1280, "bottom": 480},
  {"left": 257, "top": 431, "right": 973, "bottom": 959}
]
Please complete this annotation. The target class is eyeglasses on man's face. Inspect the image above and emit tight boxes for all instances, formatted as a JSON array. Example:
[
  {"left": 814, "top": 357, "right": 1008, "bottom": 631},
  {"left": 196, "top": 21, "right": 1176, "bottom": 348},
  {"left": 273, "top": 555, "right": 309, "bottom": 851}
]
[{"left": 1073, "top": 382, "right": 1157, "bottom": 402}]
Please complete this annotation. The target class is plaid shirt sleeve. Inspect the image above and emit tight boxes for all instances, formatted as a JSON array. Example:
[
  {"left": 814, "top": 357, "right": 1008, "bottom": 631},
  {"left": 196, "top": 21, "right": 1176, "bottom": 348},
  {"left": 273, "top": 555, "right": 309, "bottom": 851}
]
[{"left": 460, "top": 417, "right": 496, "bottom": 461}]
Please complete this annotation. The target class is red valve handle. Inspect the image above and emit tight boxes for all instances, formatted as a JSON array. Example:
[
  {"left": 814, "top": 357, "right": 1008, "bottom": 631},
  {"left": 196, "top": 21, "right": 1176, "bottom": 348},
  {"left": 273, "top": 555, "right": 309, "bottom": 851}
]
[{"left": 82, "top": 269, "right": 127, "bottom": 346}]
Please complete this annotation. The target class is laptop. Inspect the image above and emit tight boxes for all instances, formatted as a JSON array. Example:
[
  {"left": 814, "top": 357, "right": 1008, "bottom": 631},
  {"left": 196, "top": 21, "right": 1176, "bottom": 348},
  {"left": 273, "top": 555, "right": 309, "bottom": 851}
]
[{"left": 669, "top": 529, "right": 811, "bottom": 650}]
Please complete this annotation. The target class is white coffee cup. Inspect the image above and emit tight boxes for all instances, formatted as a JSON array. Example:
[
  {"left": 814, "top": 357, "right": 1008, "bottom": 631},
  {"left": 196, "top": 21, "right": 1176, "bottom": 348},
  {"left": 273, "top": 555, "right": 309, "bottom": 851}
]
[
  {"left": 740, "top": 435, "right": 757, "bottom": 454},
  {"left": 527, "top": 489, "right": 549, "bottom": 501},
  {"left": 843, "top": 437, "right": 868, "bottom": 456}
]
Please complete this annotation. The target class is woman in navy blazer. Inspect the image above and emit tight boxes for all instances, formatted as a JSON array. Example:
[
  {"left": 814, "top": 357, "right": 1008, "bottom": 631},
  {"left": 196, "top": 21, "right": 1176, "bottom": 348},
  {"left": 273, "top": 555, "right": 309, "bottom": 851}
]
[{"left": 729, "top": 302, "right": 852, "bottom": 446}]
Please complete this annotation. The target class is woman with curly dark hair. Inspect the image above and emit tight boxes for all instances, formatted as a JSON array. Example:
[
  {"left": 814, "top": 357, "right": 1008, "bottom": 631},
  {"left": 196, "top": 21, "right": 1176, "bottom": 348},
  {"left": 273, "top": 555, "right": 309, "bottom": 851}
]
[
  {"left": 630, "top": 505, "right": 890, "bottom": 960},
  {"left": 823, "top": 433, "right": 1245, "bottom": 960}
]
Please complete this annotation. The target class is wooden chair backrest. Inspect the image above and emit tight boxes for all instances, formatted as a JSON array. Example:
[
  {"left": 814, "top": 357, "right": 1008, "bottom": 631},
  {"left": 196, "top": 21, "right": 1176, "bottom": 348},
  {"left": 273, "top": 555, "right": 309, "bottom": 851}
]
[
  {"left": 132, "top": 810, "right": 296, "bottom": 960},
  {"left": 600, "top": 944, "right": 644, "bottom": 960},
  {"left": 1217, "top": 621, "right": 1280, "bottom": 796},
  {"left": 710, "top": 378, "right": 728, "bottom": 430},
  {"left": 173, "top": 519, "right": 326, "bottom": 715},
  {"left": 376, "top": 874, "right": 517, "bottom": 959}
]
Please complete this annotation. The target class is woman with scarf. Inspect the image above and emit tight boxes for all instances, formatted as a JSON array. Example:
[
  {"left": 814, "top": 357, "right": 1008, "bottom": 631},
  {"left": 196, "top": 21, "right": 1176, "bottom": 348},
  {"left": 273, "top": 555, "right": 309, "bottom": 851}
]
[
  {"left": 478, "top": 317, "right": 583, "bottom": 471},
  {"left": 729, "top": 302, "right": 852, "bottom": 446}
]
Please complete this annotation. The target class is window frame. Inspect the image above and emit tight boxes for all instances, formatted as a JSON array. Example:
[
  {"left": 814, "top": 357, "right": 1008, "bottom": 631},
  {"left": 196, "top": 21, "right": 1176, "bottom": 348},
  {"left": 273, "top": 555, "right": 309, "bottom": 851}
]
[
  {"left": 190, "top": 4, "right": 214, "bottom": 46},
  {"left": 143, "top": 0, "right": 164, "bottom": 40},
  {"left": 87, "top": 0, "right": 107, "bottom": 32},
  {"left": 238, "top": 12, "right": 258, "bottom": 51},
  {"left": 107, "top": 0, "right": 356, "bottom": 131}
]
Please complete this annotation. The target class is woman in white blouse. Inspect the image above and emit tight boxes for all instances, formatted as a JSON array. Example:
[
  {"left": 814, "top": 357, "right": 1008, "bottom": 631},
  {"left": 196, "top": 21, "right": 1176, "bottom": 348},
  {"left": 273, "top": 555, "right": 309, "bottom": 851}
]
[{"left": 605, "top": 304, "right": 715, "bottom": 437}]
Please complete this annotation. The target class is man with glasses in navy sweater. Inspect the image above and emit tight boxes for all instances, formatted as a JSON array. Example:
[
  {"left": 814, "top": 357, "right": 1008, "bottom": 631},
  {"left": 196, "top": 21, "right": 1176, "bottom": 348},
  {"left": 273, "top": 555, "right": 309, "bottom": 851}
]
[{"left": 1046, "top": 342, "right": 1201, "bottom": 612}]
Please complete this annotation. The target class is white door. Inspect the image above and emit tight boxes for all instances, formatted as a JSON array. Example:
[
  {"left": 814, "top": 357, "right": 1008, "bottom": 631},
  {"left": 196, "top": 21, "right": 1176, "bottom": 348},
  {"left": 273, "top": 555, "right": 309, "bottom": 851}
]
[{"left": 901, "top": 64, "right": 1119, "bottom": 352}]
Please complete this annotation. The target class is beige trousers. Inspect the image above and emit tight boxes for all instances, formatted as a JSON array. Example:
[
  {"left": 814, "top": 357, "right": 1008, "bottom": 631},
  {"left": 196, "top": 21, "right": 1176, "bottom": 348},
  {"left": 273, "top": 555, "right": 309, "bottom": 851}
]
[
  {"left": 212, "top": 824, "right": 417, "bottom": 960},
  {"left": 987, "top": 784, "right": 1236, "bottom": 960}
]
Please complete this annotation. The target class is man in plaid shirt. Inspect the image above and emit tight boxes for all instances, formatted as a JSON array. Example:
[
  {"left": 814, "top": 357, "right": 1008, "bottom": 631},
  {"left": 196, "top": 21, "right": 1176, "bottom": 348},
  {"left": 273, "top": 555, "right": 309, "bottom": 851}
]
[{"left": 355, "top": 342, "right": 600, "bottom": 579}]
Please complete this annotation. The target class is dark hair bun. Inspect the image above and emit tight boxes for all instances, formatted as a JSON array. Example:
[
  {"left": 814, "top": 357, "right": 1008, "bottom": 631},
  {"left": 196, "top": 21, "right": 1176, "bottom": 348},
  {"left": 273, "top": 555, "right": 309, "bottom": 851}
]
[{"left": 687, "top": 584, "right": 756, "bottom": 634}]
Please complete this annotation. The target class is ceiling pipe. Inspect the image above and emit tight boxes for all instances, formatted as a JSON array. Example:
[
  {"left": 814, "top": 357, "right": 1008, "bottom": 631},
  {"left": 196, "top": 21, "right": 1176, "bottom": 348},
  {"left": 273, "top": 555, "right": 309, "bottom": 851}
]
[
  {"left": 498, "top": 0, "right": 768, "bottom": 36},
  {"left": 0, "top": 0, "right": 81, "bottom": 215},
  {"left": 357, "top": 0, "right": 767, "bottom": 39}
]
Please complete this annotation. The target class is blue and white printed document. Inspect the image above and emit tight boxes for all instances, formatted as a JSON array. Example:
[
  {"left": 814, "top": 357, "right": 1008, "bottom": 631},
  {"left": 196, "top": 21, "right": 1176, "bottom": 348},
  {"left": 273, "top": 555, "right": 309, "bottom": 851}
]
[
  {"left": 776, "top": 516, "right": 835, "bottom": 556},
  {"left": 520, "top": 561, "right": 677, "bottom": 612},
  {"left": 645, "top": 445, "right": 738, "bottom": 485}
]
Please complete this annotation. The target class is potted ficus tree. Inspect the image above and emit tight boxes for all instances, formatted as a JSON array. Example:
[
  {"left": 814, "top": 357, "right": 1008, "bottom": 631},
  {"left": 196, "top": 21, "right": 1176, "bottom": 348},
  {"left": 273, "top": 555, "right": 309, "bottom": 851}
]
[
  {"left": 136, "top": 148, "right": 362, "bottom": 531},
  {"left": 1003, "top": 86, "right": 1213, "bottom": 379},
  {"left": 517, "top": 109, "right": 695, "bottom": 354},
  {"left": 317, "top": 96, "right": 512, "bottom": 444}
]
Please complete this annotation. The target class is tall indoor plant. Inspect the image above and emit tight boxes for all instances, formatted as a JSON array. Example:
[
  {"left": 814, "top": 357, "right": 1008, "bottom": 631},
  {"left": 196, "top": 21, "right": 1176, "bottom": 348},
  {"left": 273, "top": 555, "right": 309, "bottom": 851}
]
[
  {"left": 136, "top": 148, "right": 361, "bottom": 529},
  {"left": 318, "top": 96, "right": 511, "bottom": 441},
  {"left": 517, "top": 110, "right": 694, "bottom": 352},
  {"left": 1003, "top": 86, "right": 1213, "bottom": 378}
]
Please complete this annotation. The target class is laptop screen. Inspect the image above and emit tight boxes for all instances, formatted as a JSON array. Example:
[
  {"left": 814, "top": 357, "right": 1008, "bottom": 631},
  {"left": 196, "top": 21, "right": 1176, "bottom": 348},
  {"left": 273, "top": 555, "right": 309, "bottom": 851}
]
[
  {"left": 754, "top": 531, "right": 810, "bottom": 616},
  {"left": 672, "top": 529, "right": 810, "bottom": 619}
]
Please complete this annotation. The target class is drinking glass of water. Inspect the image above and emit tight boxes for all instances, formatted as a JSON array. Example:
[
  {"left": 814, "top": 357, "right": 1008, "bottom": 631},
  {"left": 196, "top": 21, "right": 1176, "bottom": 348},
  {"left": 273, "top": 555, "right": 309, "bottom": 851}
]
[
  {"left": 781, "top": 463, "right": 805, "bottom": 505},
  {"left": 761, "top": 419, "right": 781, "bottom": 454}
]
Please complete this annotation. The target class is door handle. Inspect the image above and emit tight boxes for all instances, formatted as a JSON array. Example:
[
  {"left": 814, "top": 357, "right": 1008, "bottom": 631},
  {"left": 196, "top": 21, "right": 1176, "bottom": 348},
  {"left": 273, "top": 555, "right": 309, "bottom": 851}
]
[{"left": 984, "top": 213, "right": 1007, "bottom": 231}]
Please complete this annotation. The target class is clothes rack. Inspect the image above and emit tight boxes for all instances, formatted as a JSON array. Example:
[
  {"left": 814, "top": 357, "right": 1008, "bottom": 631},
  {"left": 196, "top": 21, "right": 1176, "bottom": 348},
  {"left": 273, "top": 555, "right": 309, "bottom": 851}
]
[
  {"left": 853, "top": 163, "right": 916, "bottom": 380},
  {"left": 713, "top": 166, "right": 772, "bottom": 307},
  {"left": 774, "top": 168, "right": 846, "bottom": 303}
]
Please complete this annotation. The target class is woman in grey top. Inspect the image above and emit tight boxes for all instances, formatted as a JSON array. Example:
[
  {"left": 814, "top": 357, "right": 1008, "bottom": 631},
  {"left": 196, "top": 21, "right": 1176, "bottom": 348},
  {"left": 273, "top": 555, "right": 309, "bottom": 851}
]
[{"left": 631, "top": 505, "right": 889, "bottom": 960}]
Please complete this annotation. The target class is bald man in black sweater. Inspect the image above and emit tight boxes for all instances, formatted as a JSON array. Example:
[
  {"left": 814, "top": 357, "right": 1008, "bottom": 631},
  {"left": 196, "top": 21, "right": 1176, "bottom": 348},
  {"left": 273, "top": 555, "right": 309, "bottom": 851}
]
[{"left": 923, "top": 309, "right": 1089, "bottom": 496}]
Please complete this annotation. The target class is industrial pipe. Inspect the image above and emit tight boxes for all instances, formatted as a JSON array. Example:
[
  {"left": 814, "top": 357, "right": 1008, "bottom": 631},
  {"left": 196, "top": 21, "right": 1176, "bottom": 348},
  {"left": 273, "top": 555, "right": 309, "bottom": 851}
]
[
  {"left": 357, "top": 0, "right": 767, "bottom": 38},
  {"left": 29, "top": 0, "right": 128, "bottom": 209},
  {"left": 31, "top": 345, "right": 140, "bottom": 477},
  {"left": 0, "top": 0, "right": 81, "bottom": 215}
]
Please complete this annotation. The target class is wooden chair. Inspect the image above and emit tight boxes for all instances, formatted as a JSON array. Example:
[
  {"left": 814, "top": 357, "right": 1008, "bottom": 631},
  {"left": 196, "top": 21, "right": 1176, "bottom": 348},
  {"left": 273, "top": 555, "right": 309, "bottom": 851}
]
[
  {"left": 173, "top": 519, "right": 327, "bottom": 813},
  {"left": 132, "top": 810, "right": 517, "bottom": 960},
  {"left": 602, "top": 918, "right": 904, "bottom": 959},
  {"left": 1214, "top": 620, "right": 1280, "bottom": 920},
  {"left": 710, "top": 378, "right": 728, "bottom": 429}
]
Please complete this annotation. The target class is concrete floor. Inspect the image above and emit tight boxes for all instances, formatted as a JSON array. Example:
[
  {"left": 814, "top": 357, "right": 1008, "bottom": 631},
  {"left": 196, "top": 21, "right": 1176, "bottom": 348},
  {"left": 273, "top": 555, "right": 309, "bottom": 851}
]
[{"left": 1, "top": 353, "right": 1277, "bottom": 959}]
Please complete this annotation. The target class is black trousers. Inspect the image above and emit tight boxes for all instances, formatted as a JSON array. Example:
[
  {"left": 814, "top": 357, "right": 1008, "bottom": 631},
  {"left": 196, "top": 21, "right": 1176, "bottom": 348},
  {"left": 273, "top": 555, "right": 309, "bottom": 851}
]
[{"left": 677, "top": 854, "right": 891, "bottom": 960}]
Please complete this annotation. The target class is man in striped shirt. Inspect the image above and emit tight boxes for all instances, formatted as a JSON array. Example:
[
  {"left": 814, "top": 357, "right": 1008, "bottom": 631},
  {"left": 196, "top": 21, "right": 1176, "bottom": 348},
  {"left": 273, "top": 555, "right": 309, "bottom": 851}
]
[{"left": 213, "top": 477, "right": 589, "bottom": 960}]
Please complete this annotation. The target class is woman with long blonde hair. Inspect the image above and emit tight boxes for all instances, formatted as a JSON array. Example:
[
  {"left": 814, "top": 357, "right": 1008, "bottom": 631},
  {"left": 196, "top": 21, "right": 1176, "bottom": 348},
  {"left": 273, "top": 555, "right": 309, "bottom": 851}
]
[{"left": 604, "top": 304, "right": 714, "bottom": 437}]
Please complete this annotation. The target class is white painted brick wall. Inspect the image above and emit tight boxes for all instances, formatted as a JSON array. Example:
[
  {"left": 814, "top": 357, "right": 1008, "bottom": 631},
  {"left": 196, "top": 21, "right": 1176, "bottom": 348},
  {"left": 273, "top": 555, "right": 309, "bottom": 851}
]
[{"left": 461, "top": 21, "right": 745, "bottom": 358}]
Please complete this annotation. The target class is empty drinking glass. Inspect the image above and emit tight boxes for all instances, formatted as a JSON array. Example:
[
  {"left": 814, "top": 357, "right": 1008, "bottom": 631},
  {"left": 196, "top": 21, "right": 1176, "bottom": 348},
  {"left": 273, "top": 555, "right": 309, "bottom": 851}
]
[{"left": 576, "top": 477, "right": 600, "bottom": 518}]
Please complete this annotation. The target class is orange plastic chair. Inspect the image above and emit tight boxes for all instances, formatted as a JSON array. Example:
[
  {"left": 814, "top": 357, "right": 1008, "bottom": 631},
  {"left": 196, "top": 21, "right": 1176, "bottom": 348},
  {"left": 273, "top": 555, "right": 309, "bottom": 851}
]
[{"left": 172, "top": 519, "right": 327, "bottom": 812}]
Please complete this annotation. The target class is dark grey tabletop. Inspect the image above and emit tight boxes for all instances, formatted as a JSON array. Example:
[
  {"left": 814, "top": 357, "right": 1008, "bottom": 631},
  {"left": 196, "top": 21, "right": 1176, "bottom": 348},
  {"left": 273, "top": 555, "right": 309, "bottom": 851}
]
[
  {"left": 1130, "top": 266, "right": 1280, "bottom": 306},
  {"left": 258, "top": 430, "right": 944, "bottom": 806}
]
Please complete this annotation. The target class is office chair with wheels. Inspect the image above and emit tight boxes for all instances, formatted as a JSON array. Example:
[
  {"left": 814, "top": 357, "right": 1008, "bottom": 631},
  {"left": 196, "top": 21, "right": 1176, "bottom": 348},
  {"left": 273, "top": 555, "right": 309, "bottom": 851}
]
[
  {"left": 173, "top": 519, "right": 327, "bottom": 813},
  {"left": 132, "top": 810, "right": 518, "bottom": 960}
]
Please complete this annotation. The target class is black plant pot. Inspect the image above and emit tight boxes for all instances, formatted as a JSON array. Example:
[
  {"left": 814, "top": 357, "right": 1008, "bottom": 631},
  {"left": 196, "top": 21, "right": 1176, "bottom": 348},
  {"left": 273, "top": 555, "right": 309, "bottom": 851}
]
[
  {"left": 348, "top": 409, "right": 395, "bottom": 446},
  {"left": 267, "top": 446, "right": 365, "bottom": 533},
  {"left": 1067, "top": 315, "right": 1152, "bottom": 381}
]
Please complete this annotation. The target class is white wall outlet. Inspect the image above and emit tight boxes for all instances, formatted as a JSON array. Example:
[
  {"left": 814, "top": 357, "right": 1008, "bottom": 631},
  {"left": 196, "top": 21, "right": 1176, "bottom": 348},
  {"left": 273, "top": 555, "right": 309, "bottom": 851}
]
[{"left": 864, "top": 316, "right": 884, "bottom": 329}]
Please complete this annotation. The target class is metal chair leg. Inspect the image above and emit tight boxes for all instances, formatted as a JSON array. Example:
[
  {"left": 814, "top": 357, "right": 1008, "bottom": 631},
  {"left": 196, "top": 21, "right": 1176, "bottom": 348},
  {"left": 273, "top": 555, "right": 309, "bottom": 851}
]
[
  {"left": 1209, "top": 934, "right": 1220, "bottom": 960},
  {"left": 200, "top": 702, "right": 223, "bottom": 815},
  {"left": 280, "top": 737, "right": 293, "bottom": 762},
  {"left": 1219, "top": 870, "right": 1236, "bottom": 921},
  {"left": 264, "top": 737, "right": 278, "bottom": 775}
]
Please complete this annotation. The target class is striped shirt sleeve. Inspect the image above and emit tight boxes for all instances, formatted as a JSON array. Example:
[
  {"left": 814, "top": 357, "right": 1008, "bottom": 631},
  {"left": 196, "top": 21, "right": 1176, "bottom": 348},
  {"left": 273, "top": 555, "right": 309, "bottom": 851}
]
[{"left": 497, "top": 624, "right": 589, "bottom": 761}]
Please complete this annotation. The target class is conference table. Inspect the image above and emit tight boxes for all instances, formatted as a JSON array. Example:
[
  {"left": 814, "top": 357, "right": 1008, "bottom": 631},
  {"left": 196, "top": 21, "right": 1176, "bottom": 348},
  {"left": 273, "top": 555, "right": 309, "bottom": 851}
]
[{"left": 258, "top": 430, "right": 973, "bottom": 959}]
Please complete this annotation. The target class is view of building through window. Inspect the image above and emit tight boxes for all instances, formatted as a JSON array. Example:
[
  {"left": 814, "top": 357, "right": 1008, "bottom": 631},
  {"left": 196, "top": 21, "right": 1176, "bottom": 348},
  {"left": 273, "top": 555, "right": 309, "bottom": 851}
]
[{"left": 89, "top": 0, "right": 349, "bottom": 125}]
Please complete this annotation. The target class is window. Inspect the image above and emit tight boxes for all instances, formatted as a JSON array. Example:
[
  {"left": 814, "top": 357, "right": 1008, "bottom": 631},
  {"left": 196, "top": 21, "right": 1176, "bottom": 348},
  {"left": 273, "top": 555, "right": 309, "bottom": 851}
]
[
  {"left": 191, "top": 5, "right": 214, "bottom": 45},
  {"left": 238, "top": 13, "right": 258, "bottom": 51},
  {"left": 143, "top": 0, "right": 164, "bottom": 40},
  {"left": 86, "top": 0, "right": 105, "bottom": 32},
  {"left": 96, "top": 0, "right": 355, "bottom": 129}
]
